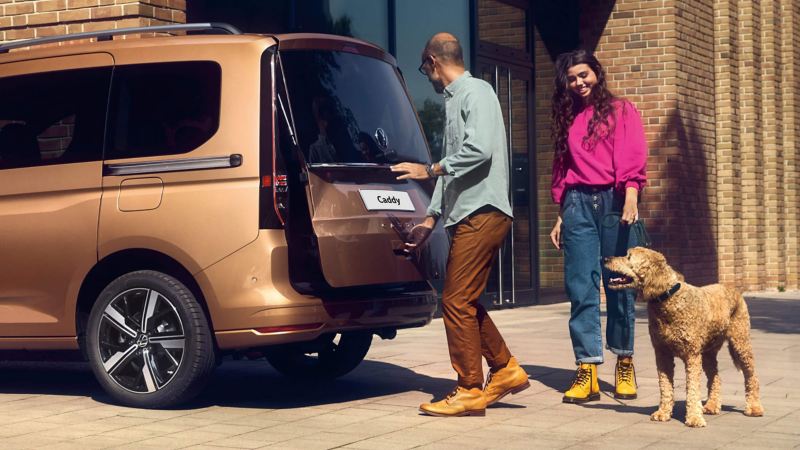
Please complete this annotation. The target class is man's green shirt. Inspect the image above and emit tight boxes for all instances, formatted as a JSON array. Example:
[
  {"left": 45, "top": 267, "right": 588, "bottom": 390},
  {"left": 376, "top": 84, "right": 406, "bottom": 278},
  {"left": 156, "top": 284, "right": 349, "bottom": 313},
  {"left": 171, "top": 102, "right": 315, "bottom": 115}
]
[{"left": 427, "top": 71, "right": 513, "bottom": 227}]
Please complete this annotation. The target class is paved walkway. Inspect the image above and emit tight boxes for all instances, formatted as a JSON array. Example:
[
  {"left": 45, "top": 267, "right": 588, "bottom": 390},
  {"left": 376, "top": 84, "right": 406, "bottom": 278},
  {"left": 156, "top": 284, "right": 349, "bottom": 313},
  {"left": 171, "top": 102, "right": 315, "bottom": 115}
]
[{"left": 0, "top": 293, "right": 798, "bottom": 449}]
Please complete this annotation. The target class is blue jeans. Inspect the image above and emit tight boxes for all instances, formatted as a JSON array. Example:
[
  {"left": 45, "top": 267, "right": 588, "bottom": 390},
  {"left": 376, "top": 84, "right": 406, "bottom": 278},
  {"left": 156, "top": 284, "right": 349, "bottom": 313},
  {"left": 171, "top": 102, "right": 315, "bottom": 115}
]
[{"left": 561, "top": 186, "right": 638, "bottom": 365}]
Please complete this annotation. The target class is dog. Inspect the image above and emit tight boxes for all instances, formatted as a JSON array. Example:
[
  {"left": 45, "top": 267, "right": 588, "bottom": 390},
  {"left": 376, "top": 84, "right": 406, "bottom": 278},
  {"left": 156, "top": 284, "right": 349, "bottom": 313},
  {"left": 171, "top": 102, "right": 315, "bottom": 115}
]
[{"left": 604, "top": 247, "right": 764, "bottom": 427}]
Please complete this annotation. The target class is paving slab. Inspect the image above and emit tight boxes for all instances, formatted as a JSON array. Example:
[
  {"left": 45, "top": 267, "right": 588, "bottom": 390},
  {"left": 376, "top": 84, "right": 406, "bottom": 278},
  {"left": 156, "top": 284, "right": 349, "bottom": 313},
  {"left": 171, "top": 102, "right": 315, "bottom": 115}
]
[{"left": 0, "top": 293, "right": 797, "bottom": 449}]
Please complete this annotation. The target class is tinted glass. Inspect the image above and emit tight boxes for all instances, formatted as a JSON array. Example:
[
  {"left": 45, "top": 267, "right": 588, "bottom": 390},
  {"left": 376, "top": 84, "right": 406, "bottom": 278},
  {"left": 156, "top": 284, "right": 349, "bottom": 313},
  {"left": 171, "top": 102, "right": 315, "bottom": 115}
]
[
  {"left": 280, "top": 50, "right": 429, "bottom": 165},
  {"left": 294, "top": 0, "right": 389, "bottom": 50},
  {"left": 106, "top": 61, "right": 221, "bottom": 160},
  {"left": 395, "top": 0, "right": 471, "bottom": 161},
  {"left": 0, "top": 67, "right": 111, "bottom": 170}
]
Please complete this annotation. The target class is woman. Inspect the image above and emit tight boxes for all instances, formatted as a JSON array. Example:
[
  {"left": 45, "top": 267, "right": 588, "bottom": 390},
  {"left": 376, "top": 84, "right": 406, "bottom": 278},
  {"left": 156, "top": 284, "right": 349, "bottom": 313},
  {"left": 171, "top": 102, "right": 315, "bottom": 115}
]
[{"left": 549, "top": 49, "right": 647, "bottom": 403}]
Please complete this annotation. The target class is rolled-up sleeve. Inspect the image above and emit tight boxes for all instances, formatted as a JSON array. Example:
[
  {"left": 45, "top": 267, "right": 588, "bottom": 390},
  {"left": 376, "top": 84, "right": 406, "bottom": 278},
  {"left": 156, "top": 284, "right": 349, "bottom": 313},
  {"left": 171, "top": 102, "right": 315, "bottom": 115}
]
[
  {"left": 613, "top": 101, "right": 648, "bottom": 192},
  {"left": 426, "top": 177, "right": 443, "bottom": 218},
  {"left": 438, "top": 89, "right": 495, "bottom": 177}
]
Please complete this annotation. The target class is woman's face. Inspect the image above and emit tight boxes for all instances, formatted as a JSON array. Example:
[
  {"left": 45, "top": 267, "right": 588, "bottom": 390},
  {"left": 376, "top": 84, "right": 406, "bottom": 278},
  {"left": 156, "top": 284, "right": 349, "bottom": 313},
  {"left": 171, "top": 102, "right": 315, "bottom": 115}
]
[{"left": 566, "top": 64, "right": 597, "bottom": 102}]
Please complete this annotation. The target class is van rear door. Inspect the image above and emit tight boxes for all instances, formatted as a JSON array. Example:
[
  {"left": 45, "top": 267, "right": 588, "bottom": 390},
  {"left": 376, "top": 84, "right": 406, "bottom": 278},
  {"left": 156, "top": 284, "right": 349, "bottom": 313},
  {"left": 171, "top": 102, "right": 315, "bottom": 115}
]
[{"left": 275, "top": 42, "right": 446, "bottom": 289}]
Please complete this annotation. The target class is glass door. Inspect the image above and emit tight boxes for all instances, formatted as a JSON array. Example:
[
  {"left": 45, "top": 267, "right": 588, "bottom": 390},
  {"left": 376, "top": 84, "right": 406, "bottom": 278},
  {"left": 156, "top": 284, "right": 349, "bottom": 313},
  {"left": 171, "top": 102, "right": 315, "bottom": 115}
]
[{"left": 477, "top": 60, "right": 536, "bottom": 306}]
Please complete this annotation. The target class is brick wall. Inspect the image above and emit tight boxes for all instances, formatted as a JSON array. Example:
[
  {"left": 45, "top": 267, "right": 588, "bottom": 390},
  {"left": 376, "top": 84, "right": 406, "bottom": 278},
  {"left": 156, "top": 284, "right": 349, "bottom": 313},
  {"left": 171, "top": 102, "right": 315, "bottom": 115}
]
[
  {"left": 782, "top": 2, "right": 800, "bottom": 290},
  {"left": 577, "top": 0, "right": 800, "bottom": 291},
  {"left": 0, "top": 0, "right": 186, "bottom": 45},
  {"left": 478, "top": 0, "right": 527, "bottom": 51},
  {"left": 712, "top": 0, "right": 800, "bottom": 291},
  {"left": 671, "top": 0, "right": 718, "bottom": 285},
  {"left": 534, "top": 26, "right": 562, "bottom": 291}
]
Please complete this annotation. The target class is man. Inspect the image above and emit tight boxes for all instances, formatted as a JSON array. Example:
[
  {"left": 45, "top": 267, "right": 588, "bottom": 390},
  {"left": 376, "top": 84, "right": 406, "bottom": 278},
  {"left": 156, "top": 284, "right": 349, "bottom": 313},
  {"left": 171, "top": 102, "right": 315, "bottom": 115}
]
[{"left": 390, "top": 33, "right": 530, "bottom": 417}]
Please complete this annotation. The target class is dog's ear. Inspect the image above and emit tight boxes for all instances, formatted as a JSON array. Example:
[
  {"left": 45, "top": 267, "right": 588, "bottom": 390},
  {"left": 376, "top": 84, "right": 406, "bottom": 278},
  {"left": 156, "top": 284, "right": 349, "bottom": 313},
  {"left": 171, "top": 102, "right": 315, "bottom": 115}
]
[{"left": 636, "top": 248, "right": 670, "bottom": 277}]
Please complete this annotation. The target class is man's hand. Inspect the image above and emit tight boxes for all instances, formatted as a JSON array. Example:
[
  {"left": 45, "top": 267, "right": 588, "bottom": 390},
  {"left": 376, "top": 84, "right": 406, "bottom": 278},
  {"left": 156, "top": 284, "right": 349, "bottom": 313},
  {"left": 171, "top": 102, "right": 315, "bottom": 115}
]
[
  {"left": 391, "top": 162, "right": 430, "bottom": 180},
  {"left": 404, "top": 216, "right": 436, "bottom": 256},
  {"left": 388, "top": 215, "right": 436, "bottom": 256}
]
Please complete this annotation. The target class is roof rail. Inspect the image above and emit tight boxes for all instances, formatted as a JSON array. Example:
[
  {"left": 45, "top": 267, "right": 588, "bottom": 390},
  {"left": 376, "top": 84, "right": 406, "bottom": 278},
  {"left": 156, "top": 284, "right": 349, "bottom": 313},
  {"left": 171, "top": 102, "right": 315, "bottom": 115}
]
[{"left": 0, "top": 22, "right": 241, "bottom": 54}]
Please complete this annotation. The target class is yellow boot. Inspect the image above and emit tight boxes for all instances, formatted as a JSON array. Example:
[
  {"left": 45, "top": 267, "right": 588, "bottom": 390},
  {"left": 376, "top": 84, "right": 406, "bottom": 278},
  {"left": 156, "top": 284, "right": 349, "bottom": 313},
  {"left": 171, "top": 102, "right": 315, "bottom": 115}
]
[
  {"left": 614, "top": 356, "right": 637, "bottom": 399},
  {"left": 562, "top": 363, "right": 600, "bottom": 403},
  {"left": 419, "top": 386, "right": 487, "bottom": 417}
]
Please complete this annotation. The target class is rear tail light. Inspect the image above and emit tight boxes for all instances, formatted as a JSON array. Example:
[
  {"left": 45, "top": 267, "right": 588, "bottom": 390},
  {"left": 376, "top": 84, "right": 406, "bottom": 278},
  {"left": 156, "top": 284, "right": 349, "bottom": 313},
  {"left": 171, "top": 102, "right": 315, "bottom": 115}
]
[
  {"left": 258, "top": 173, "right": 286, "bottom": 229},
  {"left": 275, "top": 174, "right": 288, "bottom": 191},
  {"left": 274, "top": 173, "right": 289, "bottom": 220}
]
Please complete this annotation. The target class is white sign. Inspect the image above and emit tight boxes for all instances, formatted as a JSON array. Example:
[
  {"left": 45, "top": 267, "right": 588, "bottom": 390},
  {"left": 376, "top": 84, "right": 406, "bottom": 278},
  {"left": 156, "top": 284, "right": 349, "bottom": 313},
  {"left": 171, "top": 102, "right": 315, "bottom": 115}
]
[{"left": 358, "top": 189, "right": 415, "bottom": 212}]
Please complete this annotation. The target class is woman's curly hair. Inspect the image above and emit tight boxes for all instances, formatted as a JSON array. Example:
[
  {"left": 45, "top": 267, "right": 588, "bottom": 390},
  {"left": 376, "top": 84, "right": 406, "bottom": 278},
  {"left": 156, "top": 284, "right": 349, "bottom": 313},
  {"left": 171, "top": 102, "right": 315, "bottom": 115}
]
[{"left": 551, "top": 49, "right": 616, "bottom": 162}]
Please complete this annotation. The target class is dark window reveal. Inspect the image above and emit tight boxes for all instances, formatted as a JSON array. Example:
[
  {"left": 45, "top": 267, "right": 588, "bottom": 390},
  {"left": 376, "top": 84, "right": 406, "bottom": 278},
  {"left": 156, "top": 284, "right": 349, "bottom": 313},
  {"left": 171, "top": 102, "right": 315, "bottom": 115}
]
[
  {"left": 279, "top": 50, "right": 429, "bottom": 165},
  {"left": 106, "top": 61, "right": 221, "bottom": 159},
  {"left": 0, "top": 67, "right": 111, "bottom": 170}
]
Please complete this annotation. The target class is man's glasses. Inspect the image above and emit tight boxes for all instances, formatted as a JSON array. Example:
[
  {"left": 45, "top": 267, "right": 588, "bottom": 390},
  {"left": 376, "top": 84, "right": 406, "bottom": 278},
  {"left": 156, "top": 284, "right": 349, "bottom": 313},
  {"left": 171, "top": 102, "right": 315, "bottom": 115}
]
[{"left": 418, "top": 55, "right": 432, "bottom": 76}]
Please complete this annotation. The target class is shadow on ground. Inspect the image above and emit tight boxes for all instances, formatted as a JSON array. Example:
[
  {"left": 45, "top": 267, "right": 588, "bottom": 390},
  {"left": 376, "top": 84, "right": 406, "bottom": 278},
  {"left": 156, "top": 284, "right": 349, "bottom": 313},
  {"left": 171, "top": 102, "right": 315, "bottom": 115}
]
[
  {"left": 745, "top": 297, "right": 800, "bottom": 334},
  {"left": 521, "top": 364, "right": 615, "bottom": 394},
  {"left": 189, "top": 359, "right": 454, "bottom": 409},
  {"left": 581, "top": 400, "right": 743, "bottom": 423},
  {"left": 582, "top": 400, "right": 686, "bottom": 421},
  {"left": 0, "top": 358, "right": 454, "bottom": 410}
]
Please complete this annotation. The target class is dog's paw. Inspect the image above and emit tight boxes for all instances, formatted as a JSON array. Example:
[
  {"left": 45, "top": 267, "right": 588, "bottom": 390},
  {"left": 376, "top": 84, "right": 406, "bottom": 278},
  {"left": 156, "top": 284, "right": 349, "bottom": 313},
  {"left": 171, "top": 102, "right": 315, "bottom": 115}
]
[
  {"left": 744, "top": 403, "right": 764, "bottom": 417},
  {"left": 703, "top": 402, "right": 721, "bottom": 415},
  {"left": 650, "top": 410, "right": 672, "bottom": 422},
  {"left": 685, "top": 415, "right": 707, "bottom": 428}
]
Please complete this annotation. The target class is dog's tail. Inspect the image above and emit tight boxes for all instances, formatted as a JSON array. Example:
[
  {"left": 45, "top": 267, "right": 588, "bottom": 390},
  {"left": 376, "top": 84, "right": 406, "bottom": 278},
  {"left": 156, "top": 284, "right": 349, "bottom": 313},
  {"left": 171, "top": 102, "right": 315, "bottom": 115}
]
[{"left": 726, "top": 289, "right": 751, "bottom": 373}]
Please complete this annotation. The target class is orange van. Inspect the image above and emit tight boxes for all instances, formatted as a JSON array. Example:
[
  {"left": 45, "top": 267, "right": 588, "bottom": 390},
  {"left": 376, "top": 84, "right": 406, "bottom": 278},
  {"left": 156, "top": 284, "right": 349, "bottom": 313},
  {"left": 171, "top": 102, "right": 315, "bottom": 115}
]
[{"left": 0, "top": 23, "right": 444, "bottom": 408}]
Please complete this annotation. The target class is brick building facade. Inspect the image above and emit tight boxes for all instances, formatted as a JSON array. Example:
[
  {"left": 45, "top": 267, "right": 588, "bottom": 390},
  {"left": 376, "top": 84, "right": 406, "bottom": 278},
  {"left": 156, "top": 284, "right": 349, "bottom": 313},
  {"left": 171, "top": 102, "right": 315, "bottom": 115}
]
[
  {"left": 534, "top": 0, "right": 799, "bottom": 294},
  {"left": 0, "top": 1, "right": 184, "bottom": 42},
  {"left": 1, "top": 0, "right": 798, "bottom": 297}
]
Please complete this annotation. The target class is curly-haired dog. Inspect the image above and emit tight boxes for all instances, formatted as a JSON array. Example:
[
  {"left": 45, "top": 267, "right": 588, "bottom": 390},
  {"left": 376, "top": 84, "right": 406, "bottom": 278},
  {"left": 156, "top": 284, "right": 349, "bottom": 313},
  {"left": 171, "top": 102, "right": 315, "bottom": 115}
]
[{"left": 604, "top": 247, "right": 764, "bottom": 427}]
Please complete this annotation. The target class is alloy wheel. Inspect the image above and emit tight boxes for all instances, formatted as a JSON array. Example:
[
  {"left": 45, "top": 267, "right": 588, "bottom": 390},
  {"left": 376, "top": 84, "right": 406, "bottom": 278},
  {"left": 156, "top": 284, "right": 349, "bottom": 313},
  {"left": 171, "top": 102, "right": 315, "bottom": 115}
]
[{"left": 97, "top": 288, "right": 185, "bottom": 394}]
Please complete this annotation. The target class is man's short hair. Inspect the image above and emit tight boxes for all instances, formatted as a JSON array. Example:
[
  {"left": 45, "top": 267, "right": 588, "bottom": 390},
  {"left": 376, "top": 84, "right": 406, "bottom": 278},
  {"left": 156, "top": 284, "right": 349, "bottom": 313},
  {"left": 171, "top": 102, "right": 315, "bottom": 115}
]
[{"left": 426, "top": 38, "right": 464, "bottom": 67}]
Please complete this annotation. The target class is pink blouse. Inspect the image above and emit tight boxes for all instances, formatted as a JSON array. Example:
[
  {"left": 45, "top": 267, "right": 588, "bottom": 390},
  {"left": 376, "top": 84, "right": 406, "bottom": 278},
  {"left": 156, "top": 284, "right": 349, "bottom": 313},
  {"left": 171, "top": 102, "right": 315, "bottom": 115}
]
[{"left": 551, "top": 100, "right": 648, "bottom": 204}]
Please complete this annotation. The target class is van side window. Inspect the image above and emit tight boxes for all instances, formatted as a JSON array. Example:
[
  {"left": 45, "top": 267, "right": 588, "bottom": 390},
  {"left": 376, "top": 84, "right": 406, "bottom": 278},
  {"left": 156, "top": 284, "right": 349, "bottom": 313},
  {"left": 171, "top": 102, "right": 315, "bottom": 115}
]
[
  {"left": 105, "top": 61, "right": 222, "bottom": 159},
  {"left": 0, "top": 67, "right": 111, "bottom": 170}
]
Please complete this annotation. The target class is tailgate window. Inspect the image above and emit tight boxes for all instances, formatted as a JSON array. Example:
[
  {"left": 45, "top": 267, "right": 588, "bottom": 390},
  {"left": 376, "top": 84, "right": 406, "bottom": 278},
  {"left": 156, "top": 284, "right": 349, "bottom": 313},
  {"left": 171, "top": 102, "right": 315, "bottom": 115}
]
[{"left": 279, "top": 50, "right": 428, "bottom": 166}]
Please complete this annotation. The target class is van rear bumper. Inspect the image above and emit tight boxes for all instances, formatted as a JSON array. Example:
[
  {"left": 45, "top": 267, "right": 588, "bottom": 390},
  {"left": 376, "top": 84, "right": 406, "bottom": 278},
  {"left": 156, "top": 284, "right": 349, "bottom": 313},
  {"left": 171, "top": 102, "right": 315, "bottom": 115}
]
[
  {"left": 196, "top": 230, "right": 437, "bottom": 350},
  {"left": 214, "top": 292, "right": 436, "bottom": 349}
]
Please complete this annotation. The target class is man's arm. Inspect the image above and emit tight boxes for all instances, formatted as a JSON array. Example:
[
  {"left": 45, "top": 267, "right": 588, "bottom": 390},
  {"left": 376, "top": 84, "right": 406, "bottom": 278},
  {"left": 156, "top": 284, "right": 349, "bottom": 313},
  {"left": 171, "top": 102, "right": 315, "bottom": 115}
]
[{"left": 437, "top": 88, "right": 497, "bottom": 178}]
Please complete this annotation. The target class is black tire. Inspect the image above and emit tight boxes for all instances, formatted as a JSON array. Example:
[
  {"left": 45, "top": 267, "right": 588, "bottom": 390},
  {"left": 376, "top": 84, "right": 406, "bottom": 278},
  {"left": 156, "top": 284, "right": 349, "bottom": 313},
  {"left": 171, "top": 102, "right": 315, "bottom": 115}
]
[
  {"left": 86, "top": 270, "right": 216, "bottom": 408},
  {"left": 265, "top": 332, "right": 372, "bottom": 379}
]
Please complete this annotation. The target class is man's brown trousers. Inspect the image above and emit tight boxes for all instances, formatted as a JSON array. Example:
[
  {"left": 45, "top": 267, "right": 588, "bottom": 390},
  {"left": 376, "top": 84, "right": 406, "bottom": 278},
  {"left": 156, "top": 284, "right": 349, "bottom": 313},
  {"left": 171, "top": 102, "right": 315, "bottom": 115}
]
[{"left": 441, "top": 208, "right": 513, "bottom": 389}]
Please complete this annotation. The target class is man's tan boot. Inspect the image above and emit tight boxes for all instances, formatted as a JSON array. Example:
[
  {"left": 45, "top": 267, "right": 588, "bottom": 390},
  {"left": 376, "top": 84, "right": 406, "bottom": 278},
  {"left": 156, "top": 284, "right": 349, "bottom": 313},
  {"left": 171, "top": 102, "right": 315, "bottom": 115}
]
[
  {"left": 562, "top": 363, "right": 600, "bottom": 403},
  {"left": 614, "top": 356, "right": 637, "bottom": 399},
  {"left": 483, "top": 356, "right": 531, "bottom": 406},
  {"left": 419, "top": 386, "right": 487, "bottom": 417}
]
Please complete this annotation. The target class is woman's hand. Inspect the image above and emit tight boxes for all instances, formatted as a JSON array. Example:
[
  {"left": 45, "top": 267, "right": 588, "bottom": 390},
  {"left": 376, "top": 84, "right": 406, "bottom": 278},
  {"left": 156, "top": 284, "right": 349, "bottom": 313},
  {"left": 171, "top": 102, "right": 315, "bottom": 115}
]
[
  {"left": 550, "top": 216, "right": 563, "bottom": 250},
  {"left": 621, "top": 187, "right": 639, "bottom": 225}
]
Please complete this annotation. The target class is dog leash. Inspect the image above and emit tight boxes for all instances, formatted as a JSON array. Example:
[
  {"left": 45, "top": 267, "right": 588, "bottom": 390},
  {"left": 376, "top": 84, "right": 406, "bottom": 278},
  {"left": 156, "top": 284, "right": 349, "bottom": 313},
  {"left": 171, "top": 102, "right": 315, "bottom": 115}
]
[{"left": 654, "top": 282, "right": 681, "bottom": 302}]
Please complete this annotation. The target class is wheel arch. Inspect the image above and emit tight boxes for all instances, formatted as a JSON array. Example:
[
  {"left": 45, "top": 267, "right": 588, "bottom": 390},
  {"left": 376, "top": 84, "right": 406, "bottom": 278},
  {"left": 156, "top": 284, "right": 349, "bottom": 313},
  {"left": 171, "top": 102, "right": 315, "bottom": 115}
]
[{"left": 75, "top": 248, "right": 216, "bottom": 351}]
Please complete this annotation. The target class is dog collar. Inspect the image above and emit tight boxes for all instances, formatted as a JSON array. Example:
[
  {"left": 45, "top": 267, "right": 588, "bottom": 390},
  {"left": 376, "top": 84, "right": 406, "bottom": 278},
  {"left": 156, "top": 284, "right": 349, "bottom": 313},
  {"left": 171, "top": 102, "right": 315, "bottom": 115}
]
[{"left": 654, "top": 283, "right": 681, "bottom": 302}]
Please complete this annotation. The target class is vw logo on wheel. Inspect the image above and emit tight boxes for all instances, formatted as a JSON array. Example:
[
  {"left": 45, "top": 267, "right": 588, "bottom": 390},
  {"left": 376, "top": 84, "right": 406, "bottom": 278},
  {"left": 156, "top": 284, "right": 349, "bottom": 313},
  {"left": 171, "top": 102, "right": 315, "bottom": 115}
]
[
  {"left": 375, "top": 128, "right": 388, "bottom": 150},
  {"left": 135, "top": 333, "right": 150, "bottom": 348}
]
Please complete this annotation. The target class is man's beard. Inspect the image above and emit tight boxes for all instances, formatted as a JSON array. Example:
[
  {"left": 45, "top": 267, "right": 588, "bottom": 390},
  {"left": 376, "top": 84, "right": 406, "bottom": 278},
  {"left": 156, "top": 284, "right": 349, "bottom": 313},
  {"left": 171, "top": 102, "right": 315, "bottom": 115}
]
[{"left": 432, "top": 79, "right": 445, "bottom": 94}]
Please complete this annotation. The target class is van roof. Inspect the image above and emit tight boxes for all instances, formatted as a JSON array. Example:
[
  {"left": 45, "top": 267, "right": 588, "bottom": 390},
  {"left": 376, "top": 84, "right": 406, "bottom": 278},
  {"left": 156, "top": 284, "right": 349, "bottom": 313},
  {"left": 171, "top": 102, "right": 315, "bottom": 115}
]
[{"left": 0, "top": 25, "right": 390, "bottom": 66}]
